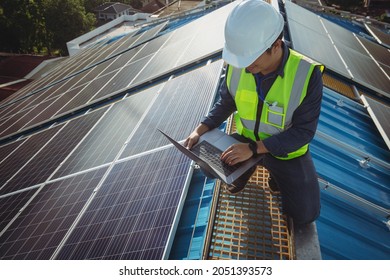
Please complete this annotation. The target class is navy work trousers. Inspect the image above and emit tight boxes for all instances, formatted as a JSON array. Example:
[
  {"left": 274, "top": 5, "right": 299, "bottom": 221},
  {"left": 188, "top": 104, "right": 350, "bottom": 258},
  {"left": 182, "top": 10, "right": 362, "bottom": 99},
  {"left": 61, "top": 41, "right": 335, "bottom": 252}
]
[{"left": 232, "top": 134, "right": 321, "bottom": 225}]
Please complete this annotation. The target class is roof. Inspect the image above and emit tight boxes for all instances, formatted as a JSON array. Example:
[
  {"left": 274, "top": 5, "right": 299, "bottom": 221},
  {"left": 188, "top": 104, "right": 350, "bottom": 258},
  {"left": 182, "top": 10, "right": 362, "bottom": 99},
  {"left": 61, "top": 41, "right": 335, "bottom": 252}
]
[
  {"left": 0, "top": 54, "right": 52, "bottom": 78},
  {"left": 0, "top": 0, "right": 388, "bottom": 261},
  {"left": 94, "top": 2, "right": 135, "bottom": 14},
  {"left": 0, "top": 54, "right": 57, "bottom": 102},
  {"left": 141, "top": 0, "right": 166, "bottom": 14}
]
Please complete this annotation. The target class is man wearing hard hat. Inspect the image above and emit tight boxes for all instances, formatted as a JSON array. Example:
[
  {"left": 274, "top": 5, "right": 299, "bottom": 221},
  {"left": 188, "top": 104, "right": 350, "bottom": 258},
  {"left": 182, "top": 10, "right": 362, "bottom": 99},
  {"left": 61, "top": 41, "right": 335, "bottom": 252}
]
[{"left": 185, "top": 0, "right": 324, "bottom": 225}]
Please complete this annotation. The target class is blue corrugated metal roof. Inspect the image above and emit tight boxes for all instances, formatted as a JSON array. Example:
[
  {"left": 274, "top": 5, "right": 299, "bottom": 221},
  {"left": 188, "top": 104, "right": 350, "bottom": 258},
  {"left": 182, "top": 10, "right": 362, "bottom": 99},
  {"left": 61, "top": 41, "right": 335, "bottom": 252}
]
[
  {"left": 312, "top": 87, "right": 390, "bottom": 259},
  {"left": 169, "top": 169, "right": 216, "bottom": 260}
]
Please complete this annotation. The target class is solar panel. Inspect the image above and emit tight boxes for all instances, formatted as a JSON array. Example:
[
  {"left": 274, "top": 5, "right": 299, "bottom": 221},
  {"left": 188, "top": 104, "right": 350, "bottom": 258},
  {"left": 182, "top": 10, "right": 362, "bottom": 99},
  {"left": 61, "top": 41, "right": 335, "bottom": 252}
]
[
  {"left": 131, "top": 39, "right": 191, "bottom": 86},
  {"left": 91, "top": 55, "right": 153, "bottom": 102},
  {"left": 55, "top": 147, "right": 191, "bottom": 260},
  {"left": 15, "top": 98, "right": 60, "bottom": 132},
  {"left": 99, "top": 50, "right": 138, "bottom": 74},
  {"left": 334, "top": 43, "right": 390, "bottom": 95},
  {"left": 0, "top": 95, "right": 36, "bottom": 121},
  {"left": 0, "top": 167, "right": 108, "bottom": 260},
  {"left": 361, "top": 95, "right": 390, "bottom": 150},
  {"left": 20, "top": 80, "right": 68, "bottom": 109},
  {"left": 54, "top": 71, "right": 118, "bottom": 117},
  {"left": 109, "top": 22, "right": 168, "bottom": 56},
  {"left": 52, "top": 84, "right": 159, "bottom": 179},
  {"left": 287, "top": 15, "right": 351, "bottom": 78},
  {"left": 120, "top": 60, "right": 223, "bottom": 158},
  {"left": 364, "top": 24, "right": 390, "bottom": 48},
  {"left": 358, "top": 37, "right": 390, "bottom": 74},
  {"left": 130, "top": 35, "right": 171, "bottom": 63},
  {"left": 0, "top": 108, "right": 107, "bottom": 195},
  {"left": 21, "top": 95, "right": 74, "bottom": 129}
]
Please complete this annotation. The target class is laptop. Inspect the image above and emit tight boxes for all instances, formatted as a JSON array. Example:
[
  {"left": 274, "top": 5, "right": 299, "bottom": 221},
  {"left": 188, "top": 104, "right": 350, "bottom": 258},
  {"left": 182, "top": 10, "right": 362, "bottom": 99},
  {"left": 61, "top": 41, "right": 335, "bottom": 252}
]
[{"left": 158, "top": 128, "right": 261, "bottom": 184}]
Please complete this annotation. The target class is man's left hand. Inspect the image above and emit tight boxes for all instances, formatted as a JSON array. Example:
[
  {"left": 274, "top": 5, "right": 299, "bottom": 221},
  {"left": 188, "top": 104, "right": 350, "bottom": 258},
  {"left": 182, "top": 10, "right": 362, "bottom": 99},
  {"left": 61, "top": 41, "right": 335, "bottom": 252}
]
[{"left": 220, "top": 143, "right": 253, "bottom": 166}]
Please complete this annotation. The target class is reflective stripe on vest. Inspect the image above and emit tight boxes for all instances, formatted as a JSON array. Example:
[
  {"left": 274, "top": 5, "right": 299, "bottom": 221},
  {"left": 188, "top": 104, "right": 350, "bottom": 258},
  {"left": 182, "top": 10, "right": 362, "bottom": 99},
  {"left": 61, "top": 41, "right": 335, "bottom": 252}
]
[{"left": 227, "top": 49, "right": 324, "bottom": 159}]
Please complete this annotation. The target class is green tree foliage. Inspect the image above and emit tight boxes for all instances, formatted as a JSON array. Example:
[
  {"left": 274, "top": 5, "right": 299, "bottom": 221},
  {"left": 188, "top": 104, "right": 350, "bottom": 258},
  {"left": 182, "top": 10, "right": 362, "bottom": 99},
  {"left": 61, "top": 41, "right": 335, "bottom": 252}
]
[
  {"left": 44, "top": 0, "right": 96, "bottom": 55},
  {"left": 0, "top": 0, "right": 47, "bottom": 53},
  {"left": 84, "top": 0, "right": 107, "bottom": 13},
  {"left": 0, "top": 0, "right": 96, "bottom": 55}
]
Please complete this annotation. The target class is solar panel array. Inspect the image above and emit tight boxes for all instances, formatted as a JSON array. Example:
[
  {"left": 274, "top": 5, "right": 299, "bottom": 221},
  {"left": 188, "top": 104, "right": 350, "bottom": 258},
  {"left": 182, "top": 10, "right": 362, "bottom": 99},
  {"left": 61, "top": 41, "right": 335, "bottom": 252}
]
[
  {"left": 285, "top": 1, "right": 390, "bottom": 99},
  {"left": 0, "top": 1, "right": 240, "bottom": 260},
  {"left": 0, "top": 2, "right": 233, "bottom": 142}
]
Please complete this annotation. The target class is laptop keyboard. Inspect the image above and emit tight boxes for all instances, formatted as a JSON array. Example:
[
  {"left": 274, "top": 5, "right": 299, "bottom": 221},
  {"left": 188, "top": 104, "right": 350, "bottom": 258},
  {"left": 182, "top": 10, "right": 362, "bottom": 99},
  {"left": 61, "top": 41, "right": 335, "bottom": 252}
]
[{"left": 191, "top": 141, "right": 242, "bottom": 176}]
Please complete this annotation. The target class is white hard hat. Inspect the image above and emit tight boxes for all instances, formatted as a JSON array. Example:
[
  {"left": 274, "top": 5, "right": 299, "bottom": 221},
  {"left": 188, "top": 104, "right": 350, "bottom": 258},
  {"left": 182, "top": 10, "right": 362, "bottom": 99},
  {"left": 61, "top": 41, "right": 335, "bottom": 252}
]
[{"left": 222, "top": 0, "right": 285, "bottom": 68}]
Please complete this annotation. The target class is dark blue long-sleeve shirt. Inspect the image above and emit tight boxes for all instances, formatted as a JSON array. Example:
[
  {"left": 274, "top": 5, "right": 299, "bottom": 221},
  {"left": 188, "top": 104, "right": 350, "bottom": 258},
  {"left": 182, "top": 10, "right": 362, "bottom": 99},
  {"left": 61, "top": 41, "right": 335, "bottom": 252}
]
[{"left": 201, "top": 43, "right": 323, "bottom": 158}]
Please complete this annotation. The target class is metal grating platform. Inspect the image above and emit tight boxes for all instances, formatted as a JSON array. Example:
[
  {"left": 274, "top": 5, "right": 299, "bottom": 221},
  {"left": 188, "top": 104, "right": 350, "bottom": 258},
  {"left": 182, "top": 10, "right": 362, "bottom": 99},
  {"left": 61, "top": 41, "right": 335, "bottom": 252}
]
[
  {"left": 206, "top": 171, "right": 293, "bottom": 260},
  {"left": 204, "top": 119, "right": 294, "bottom": 260},
  {"left": 322, "top": 73, "right": 358, "bottom": 101}
]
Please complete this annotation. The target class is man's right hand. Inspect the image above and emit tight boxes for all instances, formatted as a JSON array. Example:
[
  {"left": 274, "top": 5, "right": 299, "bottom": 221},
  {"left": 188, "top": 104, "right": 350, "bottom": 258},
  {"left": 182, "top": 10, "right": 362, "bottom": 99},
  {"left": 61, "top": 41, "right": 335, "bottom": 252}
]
[
  {"left": 183, "top": 123, "right": 210, "bottom": 149},
  {"left": 184, "top": 131, "right": 200, "bottom": 149}
]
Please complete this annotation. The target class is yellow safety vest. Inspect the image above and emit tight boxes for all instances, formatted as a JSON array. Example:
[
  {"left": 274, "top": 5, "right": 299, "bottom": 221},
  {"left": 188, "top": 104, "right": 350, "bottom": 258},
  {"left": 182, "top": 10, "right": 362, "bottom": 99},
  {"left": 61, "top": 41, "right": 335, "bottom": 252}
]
[{"left": 227, "top": 49, "right": 324, "bottom": 160}]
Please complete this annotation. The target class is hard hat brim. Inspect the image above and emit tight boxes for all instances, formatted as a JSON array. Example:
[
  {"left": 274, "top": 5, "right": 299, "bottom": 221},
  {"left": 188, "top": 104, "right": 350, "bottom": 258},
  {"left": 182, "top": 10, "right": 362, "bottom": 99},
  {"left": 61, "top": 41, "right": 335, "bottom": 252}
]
[{"left": 222, "top": 43, "right": 266, "bottom": 69}]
